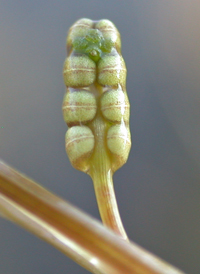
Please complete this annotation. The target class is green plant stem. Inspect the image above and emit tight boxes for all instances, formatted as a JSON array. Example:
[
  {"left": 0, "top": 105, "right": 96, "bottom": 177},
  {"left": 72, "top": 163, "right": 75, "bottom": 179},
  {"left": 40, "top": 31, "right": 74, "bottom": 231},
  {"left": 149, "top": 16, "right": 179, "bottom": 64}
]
[
  {"left": 89, "top": 108, "right": 128, "bottom": 240},
  {"left": 91, "top": 171, "right": 128, "bottom": 241}
]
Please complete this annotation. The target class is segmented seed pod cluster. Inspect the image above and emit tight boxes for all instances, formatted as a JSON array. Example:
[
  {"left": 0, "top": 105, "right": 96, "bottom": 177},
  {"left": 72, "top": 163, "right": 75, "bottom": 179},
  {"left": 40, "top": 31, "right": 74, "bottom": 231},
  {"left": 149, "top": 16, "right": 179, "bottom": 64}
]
[{"left": 63, "top": 18, "right": 131, "bottom": 173}]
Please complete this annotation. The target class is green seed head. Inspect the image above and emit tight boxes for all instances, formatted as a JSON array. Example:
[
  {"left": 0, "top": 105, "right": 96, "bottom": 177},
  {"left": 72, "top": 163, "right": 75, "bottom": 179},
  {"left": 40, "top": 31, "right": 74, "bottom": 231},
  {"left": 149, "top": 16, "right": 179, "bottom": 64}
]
[{"left": 63, "top": 19, "right": 131, "bottom": 174}]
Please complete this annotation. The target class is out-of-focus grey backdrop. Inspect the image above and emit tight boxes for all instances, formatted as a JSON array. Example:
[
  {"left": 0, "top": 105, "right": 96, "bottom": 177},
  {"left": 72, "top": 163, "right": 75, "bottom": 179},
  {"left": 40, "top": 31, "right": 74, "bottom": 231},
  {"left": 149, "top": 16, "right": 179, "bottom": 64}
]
[{"left": 0, "top": 1, "right": 200, "bottom": 273}]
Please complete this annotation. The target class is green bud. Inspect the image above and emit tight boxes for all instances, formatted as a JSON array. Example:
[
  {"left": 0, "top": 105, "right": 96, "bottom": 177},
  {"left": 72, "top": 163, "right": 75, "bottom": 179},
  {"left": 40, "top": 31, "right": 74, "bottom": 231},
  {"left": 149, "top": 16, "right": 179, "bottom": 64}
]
[{"left": 72, "top": 29, "right": 114, "bottom": 62}]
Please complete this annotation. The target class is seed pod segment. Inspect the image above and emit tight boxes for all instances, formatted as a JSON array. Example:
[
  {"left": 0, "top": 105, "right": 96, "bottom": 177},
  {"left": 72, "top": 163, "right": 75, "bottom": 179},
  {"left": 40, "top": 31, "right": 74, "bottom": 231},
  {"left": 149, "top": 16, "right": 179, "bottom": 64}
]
[
  {"left": 63, "top": 54, "right": 96, "bottom": 87},
  {"left": 100, "top": 87, "right": 130, "bottom": 123},
  {"left": 107, "top": 124, "right": 131, "bottom": 172},
  {"left": 97, "top": 54, "right": 126, "bottom": 86},
  {"left": 65, "top": 126, "right": 95, "bottom": 172},
  {"left": 95, "top": 19, "right": 121, "bottom": 52},
  {"left": 67, "top": 18, "right": 93, "bottom": 52},
  {"left": 62, "top": 88, "right": 97, "bottom": 126}
]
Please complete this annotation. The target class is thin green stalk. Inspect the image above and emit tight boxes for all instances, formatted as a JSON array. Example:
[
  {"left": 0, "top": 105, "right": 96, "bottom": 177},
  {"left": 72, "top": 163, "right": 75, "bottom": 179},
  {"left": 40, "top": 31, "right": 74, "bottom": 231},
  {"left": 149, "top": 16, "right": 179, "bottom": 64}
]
[
  {"left": 90, "top": 169, "right": 128, "bottom": 240},
  {"left": 88, "top": 85, "right": 128, "bottom": 240}
]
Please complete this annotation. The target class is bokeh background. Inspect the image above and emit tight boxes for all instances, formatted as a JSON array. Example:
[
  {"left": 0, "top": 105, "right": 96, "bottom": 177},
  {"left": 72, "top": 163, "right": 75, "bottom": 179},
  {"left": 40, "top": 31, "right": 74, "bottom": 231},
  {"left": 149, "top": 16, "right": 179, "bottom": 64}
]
[{"left": 1, "top": 1, "right": 200, "bottom": 273}]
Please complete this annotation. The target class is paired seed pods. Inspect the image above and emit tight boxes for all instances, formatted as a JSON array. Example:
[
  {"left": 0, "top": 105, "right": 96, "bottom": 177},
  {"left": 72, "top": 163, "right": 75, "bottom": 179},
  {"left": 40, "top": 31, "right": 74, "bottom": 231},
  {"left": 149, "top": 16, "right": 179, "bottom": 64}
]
[{"left": 63, "top": 18, "right": 131, "bottom": 173}]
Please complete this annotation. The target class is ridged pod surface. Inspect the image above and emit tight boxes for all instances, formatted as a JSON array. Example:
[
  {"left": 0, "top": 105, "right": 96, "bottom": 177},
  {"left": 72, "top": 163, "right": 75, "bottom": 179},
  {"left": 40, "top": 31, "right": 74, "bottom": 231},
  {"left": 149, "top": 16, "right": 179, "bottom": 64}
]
[
  {"left": 63, "top": 18, "right": 131, "bottom": 173},
  {"left": 65, "top": 126, "right": 95, "bottom": 172},
  {"left": 100, "top": 87, "right": 129, "bottom": 123},
  {"left": 63, "top": 54, "right": 96, "bottom": 87},
  {"left": 62, "top": 88, "right": 97, "bottom": 126},
  {"left": 97, "top": 54, "right": 126, "bottom": 86}
]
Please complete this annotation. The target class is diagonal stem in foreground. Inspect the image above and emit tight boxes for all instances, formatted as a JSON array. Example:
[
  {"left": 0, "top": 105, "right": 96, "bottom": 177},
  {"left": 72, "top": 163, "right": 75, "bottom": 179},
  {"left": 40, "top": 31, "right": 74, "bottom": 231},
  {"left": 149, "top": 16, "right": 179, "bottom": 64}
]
[{"left": 0, "top": 159, "right": 186, "bottom": 274}]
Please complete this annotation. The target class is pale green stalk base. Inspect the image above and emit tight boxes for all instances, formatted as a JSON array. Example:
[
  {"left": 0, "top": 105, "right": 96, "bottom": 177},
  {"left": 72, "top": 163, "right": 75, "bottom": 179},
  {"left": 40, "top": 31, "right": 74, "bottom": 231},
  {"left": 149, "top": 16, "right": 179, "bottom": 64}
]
[
  {"left": 87, "top": 83, "right": 128, "bottom": 240},
  {"left": 90, "top": 171, "right": 128, "bottom": 241},
  {"left": 89, "top": 108, "right": 128, "bottom": 240}
]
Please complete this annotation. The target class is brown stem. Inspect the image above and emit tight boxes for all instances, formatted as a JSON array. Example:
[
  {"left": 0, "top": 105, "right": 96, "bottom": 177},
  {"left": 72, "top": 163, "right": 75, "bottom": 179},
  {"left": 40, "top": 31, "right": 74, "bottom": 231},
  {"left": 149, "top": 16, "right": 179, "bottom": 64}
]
[{"left": 0, "top": 159, "right": 187, "bottom": 274}]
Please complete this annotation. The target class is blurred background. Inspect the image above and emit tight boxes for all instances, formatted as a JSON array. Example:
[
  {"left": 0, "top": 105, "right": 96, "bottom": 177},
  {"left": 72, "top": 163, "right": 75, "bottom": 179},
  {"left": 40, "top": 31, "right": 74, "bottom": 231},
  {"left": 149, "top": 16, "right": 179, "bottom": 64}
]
[{"left": 0, "top": 1, "right": 200, "bottom": 273}]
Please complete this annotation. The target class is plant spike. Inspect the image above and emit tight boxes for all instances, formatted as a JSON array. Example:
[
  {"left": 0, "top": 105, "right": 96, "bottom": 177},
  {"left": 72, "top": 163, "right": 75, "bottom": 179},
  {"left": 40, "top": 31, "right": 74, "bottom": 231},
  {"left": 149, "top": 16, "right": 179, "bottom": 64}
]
[{"left": 62, "top": 18, "right": 131, "bottom": 240}]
